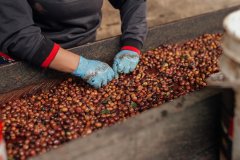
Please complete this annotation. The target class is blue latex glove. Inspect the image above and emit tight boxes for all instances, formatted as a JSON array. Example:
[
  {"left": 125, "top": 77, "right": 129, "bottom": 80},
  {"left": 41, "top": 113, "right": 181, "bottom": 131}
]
[
  {"left": 73, "top": 56, "right": 114, "bottom": 88},
  {"left": 113, "top": 50, "right": 140, "bottom": 77}
]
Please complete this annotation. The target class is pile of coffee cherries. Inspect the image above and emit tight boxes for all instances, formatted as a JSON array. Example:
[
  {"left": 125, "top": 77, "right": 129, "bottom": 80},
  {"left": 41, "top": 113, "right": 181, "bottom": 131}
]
[{"left": 0, "top": 34, "right": 222, "bottom": 160}]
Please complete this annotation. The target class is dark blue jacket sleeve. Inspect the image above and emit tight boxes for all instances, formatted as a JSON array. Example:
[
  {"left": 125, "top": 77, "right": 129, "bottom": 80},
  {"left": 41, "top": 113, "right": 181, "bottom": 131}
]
[
  {"left": 109, "top": 0, "right": 148, "bottom": 50},
  {"left": 0, "top": 0, "right": 57, "bottom": 66}
]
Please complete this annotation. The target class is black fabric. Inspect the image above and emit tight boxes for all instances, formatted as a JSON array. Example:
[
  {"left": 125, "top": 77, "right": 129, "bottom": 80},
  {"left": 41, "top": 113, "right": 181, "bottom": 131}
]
[
  {"left": 109, "top": 0, "right": 148, "bottom": 49},
  {"left": 108, "top": 0, "right": 126, "bottom": 9},
  {"left": 29, "top": 0, "right": 103, "bottom": 48},
  {"left": 31, "top": 38, "right": 54, "bottom": 66},
  {"left": 0, "top": 0, "right": 147, "bottom": 66},
  {"left": 0, "top": 0, "right": 55, "bottom": 66},
  {"left": 121, "top": 38, "right": 143, "bottom": 49}
]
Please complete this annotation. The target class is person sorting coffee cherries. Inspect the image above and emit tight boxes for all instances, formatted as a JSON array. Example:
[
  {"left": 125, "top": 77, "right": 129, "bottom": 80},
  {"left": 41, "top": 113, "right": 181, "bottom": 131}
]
[{"left": 0, "top": 0, "right": 147, "bottom": 88}]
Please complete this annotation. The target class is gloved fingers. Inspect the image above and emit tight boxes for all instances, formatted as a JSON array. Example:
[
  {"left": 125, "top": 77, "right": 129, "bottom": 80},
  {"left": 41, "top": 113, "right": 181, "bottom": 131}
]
[
  {"left": 113, "top": 60, "right": 118, "bottom": 72},
  {"left": 113, "top": 59, "right": 123, "bottom": 79},
  {"left": 101, "top": 70, "right": 111, "bottom": 87},
  {"left": 101, "top": 68, "right": 114, "bottom": 87},
  {"left": 117, "top": 62, "right": 125, "bottom": 73},
  {"left": 114, "top": 72, "right": 119, "bottom": 79},
  {"left": 123, "top": 65, "right": 131, "bottom": 74},
  {"left": 89, "top": 77, "right": 102, "bottom": 89},
  {"left": 113, "top": 51, "right": 139, "bottom": 76},
  {"left": 101, "top": 77, "right": 108, "bottom": 87},
  {"left": 113, "top": 61, "right": 120, "bottom": 78},
  {"left": 94, "top": 81, "right": 102, "bottom": 88},
  {"left": 107, "top": 69, "right": 115, "bottom": 82},
  {"left": 129, "top": 62, "right": 138, "bottom": 72}
]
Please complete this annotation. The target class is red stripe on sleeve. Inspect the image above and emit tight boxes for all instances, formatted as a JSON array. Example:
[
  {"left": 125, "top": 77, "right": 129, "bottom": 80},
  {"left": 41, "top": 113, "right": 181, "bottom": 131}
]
[
  {"left": 0, "top": 52, "right": 13, "bottom": 60},
  {"left": 121, "top": 46, "right": 141, "bottom": 55},
  {"left": 41, "top": 43, "right": 60, "bottom": 68}
]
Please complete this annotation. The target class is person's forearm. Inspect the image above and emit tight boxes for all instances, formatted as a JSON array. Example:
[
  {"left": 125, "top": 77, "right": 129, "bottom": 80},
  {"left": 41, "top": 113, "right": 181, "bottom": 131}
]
[{"left": 49, "top": 47, "right": 79, "bottom": 73}]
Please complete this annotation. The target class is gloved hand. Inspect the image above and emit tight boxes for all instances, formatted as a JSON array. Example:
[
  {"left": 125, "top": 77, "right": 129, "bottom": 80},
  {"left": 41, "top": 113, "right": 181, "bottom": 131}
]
[
  {"left": 113, "top": 50, "right": 140, "bottom": 77},
  {"left": 73, "top": 56, "right": 114, "bottom": 88}
]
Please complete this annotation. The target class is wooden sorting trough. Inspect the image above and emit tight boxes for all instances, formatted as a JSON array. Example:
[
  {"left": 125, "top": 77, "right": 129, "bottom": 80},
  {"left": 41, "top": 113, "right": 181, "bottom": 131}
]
[{"left": 0, "top": 6, "right": 239, "bottom": 160}]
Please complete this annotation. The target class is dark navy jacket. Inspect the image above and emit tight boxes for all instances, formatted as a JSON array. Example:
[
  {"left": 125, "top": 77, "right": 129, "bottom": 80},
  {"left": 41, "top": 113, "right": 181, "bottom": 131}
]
[{"left": 0, "top": 0, "right": 147, "bottom": 67}]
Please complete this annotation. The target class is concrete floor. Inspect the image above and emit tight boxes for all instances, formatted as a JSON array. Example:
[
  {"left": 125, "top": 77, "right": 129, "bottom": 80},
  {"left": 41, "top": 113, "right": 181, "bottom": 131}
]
[{"left": 97, "top": 0, "right": 240, "bottom": 40}]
